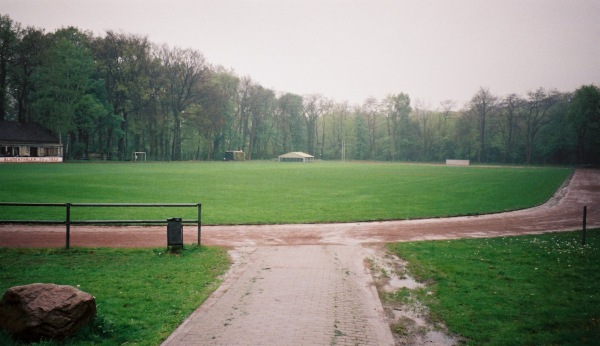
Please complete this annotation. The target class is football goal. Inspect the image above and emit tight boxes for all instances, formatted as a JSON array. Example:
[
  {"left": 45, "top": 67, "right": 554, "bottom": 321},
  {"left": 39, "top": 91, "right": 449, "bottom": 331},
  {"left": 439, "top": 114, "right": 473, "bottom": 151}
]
[{"left": 133, "top": 152, "right": 146, "bottom": 161}]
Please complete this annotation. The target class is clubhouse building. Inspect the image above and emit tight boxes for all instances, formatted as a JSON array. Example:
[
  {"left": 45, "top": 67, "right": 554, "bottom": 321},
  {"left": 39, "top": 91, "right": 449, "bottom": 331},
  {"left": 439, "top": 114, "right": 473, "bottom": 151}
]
[{"left": 0, "top": 121, "right": 63, "bottom": 163}]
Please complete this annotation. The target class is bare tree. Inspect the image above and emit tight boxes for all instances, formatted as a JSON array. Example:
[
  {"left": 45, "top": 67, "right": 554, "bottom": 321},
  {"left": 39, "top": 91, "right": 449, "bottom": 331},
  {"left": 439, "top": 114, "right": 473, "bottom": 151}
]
[
  {"left": 330, "top": 101, "right": 350, "bottom": 160},
  {"left": 362, "top": 97, "right": 381, "bottom": 159},
  {"left": 159, "top": 45, "right": 208, "bottom": 160},
  {"left": 498, "top": 94, "right": 523, "bottom": 163},
  {"left": 523, "top": 88, "right": 558, "bottom": 164},
  {"left": 246, "top": 84, "right": 275, "bottom": 160},
  {"left": 383, "top": 93, "right": 411, "bottom": 161},
  {"left": 234, "top": 76, "right": 253, "bottom": 152},
  {"left": 468, "top": 87, "right": 498, "bottom": 163},
  {"left": 303, "top": 94, "right": 327, "bottom": 155},
  {"left": 439, "top": 99, "right": 456, "bottom": 138},
  {"left": 94, "top": 31, "right": 155, "bottom": 159},
  {"left": 414, "top": 99, "right": 434, "bottom": 160},
  {"left": 318, "top": 99, "right": 333, "bottom": 159},
  {"left": 275, "top": 92, "right": 304, "bottom": 153}
]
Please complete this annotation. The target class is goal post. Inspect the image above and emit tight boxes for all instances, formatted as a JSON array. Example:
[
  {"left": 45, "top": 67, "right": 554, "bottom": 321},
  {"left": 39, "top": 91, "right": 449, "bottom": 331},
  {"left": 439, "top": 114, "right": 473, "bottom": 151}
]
[{"left": 133, "top": 152, "right": 146, "bottom": 161}]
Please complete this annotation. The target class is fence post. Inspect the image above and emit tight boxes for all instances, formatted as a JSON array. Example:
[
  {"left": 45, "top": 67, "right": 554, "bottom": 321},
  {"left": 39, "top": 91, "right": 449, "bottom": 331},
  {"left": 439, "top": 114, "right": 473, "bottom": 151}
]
[
  {"left": 65, "top": 203, "right": 71, "bottom": 250},
  {"left": 197, "top": 203, "right": 202, "bottom": 246},
  {"left": 582, "top": 205, "right": 587, "bottom": 246}
]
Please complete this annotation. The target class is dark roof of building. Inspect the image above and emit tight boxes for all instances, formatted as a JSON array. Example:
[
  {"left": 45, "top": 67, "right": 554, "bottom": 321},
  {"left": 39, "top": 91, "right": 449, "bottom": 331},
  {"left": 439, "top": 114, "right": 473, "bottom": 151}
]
[{"left": 0, "top": 121, "right": 60, "bottom": 144}]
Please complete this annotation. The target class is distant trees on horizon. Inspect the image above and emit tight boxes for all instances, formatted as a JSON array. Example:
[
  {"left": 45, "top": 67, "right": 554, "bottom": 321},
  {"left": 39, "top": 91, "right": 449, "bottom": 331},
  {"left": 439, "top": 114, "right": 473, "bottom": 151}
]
[{"left": 1, "top": 14, "right": 599, "bottom": 164}]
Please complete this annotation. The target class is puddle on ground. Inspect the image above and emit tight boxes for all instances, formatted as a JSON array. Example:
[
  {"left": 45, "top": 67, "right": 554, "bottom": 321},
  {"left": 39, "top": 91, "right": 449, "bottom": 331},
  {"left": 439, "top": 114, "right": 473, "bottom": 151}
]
[
  {"left": 385, "top": 275, "right": 423, "bottom": 291},
  {"left": 367, "top": 247, "right": 459, "bottom": 346},
  {"left": 367, "top": 250, "right": 424, "bottom": 292}
]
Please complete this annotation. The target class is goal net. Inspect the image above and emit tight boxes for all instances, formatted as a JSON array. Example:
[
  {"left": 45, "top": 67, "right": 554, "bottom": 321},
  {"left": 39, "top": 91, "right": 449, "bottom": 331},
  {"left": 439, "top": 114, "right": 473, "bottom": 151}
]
[{"left": 133, "top": 152, "right": 147, "bottom": 161}]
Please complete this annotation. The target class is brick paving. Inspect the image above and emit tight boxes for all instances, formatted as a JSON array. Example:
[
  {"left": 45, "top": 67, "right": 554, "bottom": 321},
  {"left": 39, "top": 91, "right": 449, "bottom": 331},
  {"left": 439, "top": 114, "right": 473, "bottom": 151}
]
[{"left": 162, "top": 245, "right": 395, "bottom": 345}]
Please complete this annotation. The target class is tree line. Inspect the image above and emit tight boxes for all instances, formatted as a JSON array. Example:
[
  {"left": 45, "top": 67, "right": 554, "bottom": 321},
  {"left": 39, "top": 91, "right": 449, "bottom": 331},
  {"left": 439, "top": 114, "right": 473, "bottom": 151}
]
[{"left": 1, "top": 14, "right": 599, "bottom": 164}]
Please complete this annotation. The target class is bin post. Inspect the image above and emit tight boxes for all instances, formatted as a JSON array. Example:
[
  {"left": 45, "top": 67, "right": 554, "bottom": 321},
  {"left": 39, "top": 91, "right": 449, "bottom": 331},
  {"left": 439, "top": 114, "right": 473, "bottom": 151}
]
[
  {"left": 582, "top": 205, "right": 587, "bottom": 246},
  {"left": 167, "top": 217, "right": 183, "bottom": 248},
  {"left": 197, "top": 203, "right": 202, "bottom": 246},
  {"left": 65, "top": 203, "right": 71, "bottom": 250}
]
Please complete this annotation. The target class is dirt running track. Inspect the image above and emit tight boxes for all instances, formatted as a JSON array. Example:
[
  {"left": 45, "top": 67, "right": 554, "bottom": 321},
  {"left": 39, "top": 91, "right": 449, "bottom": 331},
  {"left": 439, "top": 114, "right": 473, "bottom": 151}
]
[{"left": 1, "top": 169, "right": 598, "bottom": 248}]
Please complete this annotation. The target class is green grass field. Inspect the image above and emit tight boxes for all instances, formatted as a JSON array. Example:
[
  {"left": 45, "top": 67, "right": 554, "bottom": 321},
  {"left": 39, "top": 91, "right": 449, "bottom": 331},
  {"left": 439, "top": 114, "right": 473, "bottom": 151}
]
[
  {"left": 1, "top": 234, "right": 597, "bottom": 346},
  {"left": 388, "top": 231, "right": 600, "bottom": 345},
  {"left": 0, "top": 161, "right": 585, "bottom": 345},
  {"left": 0, "top": 161, "right": 571, "bottom": 224},
  {"left": 0, "top": 246, "right": 229, "bottom": 346}
]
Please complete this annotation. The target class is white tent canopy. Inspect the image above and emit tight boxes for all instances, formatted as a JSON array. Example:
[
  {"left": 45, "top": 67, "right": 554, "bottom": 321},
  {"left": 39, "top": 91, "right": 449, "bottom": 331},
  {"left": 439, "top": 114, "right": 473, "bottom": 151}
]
[{"left": 278, "top": 152, "right": 314, "bottom": 162}]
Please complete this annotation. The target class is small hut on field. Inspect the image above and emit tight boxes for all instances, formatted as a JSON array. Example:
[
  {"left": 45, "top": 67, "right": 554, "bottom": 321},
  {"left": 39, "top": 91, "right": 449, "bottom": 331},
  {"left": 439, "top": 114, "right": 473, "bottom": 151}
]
[
  {"left": 224, "top": 150, "right": 245, "bottom": 161},
  {"left": 278, "top": 152, "right": 314, "bottom": 163},
  {"left": 0, "top": 121, "right": 63, "bottom": 163}
]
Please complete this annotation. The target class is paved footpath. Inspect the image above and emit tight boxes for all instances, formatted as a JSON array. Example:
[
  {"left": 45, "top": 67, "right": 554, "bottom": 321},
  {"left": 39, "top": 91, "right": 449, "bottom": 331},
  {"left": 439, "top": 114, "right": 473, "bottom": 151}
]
[{"left": 162, "top": 245, "right": 395, "bottom": 345}]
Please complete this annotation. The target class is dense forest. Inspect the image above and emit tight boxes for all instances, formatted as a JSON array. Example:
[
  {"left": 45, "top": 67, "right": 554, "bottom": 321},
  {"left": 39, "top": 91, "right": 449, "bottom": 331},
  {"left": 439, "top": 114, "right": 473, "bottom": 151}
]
[{"left": 1, "top": 14, "right": 599, "bottom": 164}]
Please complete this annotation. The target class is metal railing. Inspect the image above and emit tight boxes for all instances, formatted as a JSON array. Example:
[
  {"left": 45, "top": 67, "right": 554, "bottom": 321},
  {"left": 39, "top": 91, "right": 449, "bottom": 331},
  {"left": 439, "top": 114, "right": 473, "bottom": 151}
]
[{"left": 0, "top": 202, "right": 201, "bottom": 249}]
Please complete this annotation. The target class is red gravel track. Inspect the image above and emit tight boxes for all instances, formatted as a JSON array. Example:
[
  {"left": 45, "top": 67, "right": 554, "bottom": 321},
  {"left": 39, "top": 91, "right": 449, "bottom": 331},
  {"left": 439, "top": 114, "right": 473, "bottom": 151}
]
[{"left": 1, "top": 169, "right": 598, "bottom": 248}]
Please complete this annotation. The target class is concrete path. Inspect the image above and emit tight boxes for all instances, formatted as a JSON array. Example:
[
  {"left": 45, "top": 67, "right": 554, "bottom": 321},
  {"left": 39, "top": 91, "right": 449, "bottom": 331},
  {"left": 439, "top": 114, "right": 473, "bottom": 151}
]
[{"left": 162, "top": 245, "right": 395, "bottom": 345}]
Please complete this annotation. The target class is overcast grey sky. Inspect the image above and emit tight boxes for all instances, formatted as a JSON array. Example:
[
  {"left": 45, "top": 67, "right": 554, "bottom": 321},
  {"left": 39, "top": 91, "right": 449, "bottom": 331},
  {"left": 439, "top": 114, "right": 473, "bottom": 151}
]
[{"left": 3, "top": 0, "right": 599, "bottom": 108}]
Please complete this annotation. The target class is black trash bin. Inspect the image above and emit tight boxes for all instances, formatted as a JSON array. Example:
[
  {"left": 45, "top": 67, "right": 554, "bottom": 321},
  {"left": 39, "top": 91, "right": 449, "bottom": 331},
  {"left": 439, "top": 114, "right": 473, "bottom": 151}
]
[{"left": 167, "top": 218, "right": 183, "bottom": 246}]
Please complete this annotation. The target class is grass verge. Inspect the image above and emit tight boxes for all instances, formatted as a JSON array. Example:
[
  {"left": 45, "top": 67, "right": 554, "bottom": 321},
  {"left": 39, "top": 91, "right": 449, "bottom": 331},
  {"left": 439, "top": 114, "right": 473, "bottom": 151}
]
[
  {"left": 387, "top": 230, "right": 600, "bottom": 345},
  {"left": 0, "top": 245, "right": 229, "bottom": 345}
]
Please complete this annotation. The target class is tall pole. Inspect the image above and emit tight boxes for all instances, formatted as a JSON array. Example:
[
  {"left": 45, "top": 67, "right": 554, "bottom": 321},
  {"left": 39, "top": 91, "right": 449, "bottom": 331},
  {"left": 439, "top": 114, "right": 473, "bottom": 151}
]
[
  {"left": 197, "top": 203, "right": 202, "bottom": 246},
  {"left": 65, "top": 203, "right": 71, "bottom": 250},
  {"left": 582, "top": 205, "right": 587, "bottom": 245}
]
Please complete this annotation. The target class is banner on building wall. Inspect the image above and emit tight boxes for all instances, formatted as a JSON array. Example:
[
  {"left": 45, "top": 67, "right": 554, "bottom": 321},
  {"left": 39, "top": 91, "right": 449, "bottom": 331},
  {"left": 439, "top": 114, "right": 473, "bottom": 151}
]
[{"left": 0, "top": 157, "right": 63, "bottom": 163}]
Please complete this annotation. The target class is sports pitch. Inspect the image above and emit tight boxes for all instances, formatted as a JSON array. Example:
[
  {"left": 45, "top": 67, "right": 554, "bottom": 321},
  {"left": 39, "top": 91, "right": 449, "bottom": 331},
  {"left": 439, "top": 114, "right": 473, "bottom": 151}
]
[{"left": 0, "top": 161, "right": 571, "bottom": 225}]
